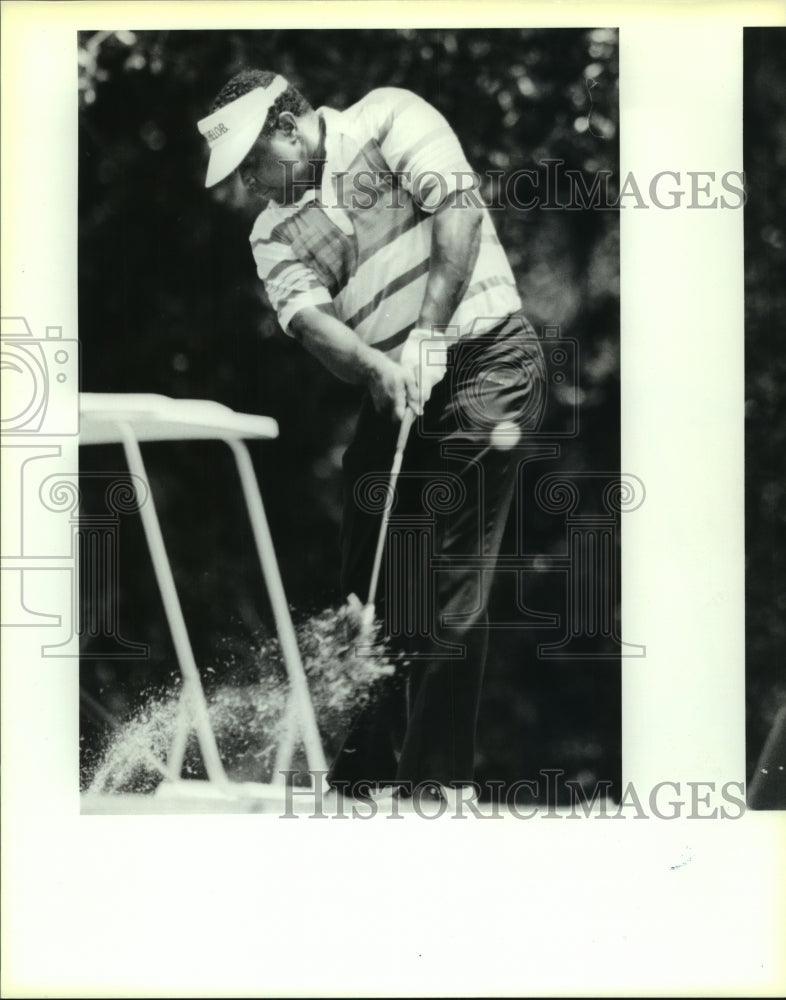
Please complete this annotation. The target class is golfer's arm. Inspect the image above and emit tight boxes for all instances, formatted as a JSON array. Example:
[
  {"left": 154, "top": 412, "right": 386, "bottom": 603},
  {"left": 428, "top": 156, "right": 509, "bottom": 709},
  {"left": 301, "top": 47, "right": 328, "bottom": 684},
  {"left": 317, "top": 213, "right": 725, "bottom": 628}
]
[
  {"left": 288, "top": 306, "right": 385, "bottom": 385},
  {"left": 416, "top": 190, "right": 483, "bottom": 331}
]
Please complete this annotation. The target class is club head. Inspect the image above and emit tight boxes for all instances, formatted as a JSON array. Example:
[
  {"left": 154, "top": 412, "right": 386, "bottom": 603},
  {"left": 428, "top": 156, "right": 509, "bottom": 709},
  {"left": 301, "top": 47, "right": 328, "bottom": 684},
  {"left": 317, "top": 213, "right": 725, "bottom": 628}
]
[{"left": 345, "top": 593, "right": 375, "bottom": 634}]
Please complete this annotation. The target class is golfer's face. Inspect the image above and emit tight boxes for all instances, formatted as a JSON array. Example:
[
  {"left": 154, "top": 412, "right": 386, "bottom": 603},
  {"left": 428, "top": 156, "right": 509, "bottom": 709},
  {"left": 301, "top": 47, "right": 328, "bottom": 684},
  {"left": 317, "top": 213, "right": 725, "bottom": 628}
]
[{"left": 238, "top": 130, "right": 309, "bottom": 205}]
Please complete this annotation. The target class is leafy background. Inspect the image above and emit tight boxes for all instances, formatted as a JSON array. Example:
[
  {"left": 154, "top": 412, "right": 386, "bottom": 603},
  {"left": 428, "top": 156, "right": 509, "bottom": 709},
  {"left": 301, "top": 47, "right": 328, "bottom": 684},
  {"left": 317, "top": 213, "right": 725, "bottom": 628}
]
[{"left": 77, "top": 28, "right": 624, "bottom": 799}]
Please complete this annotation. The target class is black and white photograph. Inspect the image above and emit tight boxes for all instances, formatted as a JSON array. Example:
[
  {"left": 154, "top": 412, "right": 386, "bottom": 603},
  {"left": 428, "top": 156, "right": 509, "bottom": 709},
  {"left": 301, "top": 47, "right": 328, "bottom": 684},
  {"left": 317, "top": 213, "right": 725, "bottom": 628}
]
[
  {"left": 74, "top": 27, "right": 623, "bottom": 816},
  {"left": 1, "top": 2, "right": 785, "bottom": 997},
  {"left": 743, "top": 25, "right": 786, "bottom": 812}
]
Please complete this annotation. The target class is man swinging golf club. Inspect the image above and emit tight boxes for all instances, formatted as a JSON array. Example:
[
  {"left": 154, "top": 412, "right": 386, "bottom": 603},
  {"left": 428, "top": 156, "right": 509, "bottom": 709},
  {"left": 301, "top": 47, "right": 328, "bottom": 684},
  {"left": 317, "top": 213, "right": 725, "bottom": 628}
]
[{"left": 198, "top": 69, "right": 546, "bottom": 807}]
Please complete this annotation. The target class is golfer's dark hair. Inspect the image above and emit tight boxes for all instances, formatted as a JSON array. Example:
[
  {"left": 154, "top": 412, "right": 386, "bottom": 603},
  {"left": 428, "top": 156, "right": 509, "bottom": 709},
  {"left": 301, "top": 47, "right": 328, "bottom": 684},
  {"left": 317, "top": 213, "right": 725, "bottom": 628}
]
[{"left": 210, "top": 69, "right": 311, "bottom": 135}]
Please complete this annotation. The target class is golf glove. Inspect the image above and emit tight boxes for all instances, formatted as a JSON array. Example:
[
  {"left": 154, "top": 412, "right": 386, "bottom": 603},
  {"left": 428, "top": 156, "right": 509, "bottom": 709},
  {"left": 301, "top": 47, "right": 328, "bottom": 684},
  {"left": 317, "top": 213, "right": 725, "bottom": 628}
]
[{"left": 400, "top": 327, "right": 450, "bottom": 413}]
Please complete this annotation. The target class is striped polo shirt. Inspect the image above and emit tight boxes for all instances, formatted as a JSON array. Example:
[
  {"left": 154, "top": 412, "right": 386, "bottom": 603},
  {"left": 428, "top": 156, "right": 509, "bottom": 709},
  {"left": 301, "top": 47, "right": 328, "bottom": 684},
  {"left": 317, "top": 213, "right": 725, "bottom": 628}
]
[{"left": 249, "top": 87, "right": 521, "bottom": 358}]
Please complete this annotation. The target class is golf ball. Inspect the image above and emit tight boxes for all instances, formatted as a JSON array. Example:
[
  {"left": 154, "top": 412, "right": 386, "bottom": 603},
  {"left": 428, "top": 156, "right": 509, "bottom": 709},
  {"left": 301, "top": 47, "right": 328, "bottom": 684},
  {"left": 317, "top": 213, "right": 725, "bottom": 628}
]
[{"left": 489, "top": 420, "right": 521, "bottom": 450}]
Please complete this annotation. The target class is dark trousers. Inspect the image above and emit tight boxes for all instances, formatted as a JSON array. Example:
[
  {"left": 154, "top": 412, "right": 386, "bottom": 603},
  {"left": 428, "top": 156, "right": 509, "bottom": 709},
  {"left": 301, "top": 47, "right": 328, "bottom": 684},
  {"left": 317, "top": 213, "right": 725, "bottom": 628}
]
[{"left": 328, "top": 313, "right": 546, "bottom": 790}]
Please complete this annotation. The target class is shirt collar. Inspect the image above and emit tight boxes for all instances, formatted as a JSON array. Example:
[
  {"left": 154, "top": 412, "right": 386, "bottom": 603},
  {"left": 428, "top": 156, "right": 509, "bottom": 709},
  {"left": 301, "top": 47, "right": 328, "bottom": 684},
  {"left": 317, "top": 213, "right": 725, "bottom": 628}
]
[{"left": 315, "top": 106, "right": 357, "bottom": 233}]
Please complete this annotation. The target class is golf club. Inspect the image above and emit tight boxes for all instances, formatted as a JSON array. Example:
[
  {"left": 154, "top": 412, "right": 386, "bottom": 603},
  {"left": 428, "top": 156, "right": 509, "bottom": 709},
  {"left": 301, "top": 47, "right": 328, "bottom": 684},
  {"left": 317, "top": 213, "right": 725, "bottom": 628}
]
[{"left": 346, "top": 405, "right": 416, "bottom": 636}]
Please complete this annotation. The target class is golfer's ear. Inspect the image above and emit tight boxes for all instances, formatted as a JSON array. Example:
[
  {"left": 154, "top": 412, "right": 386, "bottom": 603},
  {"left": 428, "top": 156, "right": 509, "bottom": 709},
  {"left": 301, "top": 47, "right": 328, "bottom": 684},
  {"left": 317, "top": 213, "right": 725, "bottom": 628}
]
[{"left": 275, "top": 111, "right": 298, "bottom": 137}]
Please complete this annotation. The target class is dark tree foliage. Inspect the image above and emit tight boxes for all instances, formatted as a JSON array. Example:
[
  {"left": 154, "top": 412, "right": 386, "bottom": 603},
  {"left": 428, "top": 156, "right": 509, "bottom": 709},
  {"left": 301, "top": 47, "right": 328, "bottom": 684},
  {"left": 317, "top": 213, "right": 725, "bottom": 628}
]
[
  {"left": 78, "top": 29, "right": 622, "bottom": 797},
  {"left": 743, "top": 28, "right": 786, "bottom": 786}
]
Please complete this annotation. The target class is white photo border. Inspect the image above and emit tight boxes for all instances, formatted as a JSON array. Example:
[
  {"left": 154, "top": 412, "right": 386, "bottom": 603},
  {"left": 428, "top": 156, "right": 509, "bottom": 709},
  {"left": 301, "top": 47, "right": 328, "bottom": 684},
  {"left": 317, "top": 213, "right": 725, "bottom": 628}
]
[{"left": 2, "top": 2, "right": 785, "bottom": 997}]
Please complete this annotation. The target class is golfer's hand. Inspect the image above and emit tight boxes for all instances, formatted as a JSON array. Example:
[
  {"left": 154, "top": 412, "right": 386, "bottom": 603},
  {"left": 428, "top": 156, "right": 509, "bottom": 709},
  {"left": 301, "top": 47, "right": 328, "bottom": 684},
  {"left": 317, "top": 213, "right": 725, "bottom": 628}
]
[
  {"left": 400, "top": 328, "right": 449, "bottom": 415},
  {"left": 367, "top": 352, "right": 418, "bottom": 420}
]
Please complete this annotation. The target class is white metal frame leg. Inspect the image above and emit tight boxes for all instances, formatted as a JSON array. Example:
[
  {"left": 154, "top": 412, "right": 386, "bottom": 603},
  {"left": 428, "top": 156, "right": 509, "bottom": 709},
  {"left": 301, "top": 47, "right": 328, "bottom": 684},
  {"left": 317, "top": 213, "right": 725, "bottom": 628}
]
[
  {"left": 118, "top": 422, "right": 229, "bottom": 788},
  {"left": 166, "top": 684, "right": 195, "bottom": 780},
  {"left": 272, "top": 695, "right": 299, "bottom": 787},
  {"left": 227, "top": 440, "right": 328, "bottom": 787}
]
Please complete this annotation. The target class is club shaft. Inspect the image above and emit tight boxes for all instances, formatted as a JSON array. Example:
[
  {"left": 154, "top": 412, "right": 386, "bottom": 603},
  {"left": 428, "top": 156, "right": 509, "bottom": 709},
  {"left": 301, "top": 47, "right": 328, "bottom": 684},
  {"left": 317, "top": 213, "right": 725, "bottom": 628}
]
[{"left": 366, "top": 408, "right": 415, "bottom": 608}]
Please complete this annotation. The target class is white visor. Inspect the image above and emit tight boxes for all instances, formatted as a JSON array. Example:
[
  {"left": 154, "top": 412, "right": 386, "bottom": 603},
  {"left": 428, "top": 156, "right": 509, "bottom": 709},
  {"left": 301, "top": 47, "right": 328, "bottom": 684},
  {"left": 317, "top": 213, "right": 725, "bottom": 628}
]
[{"left": 197, "top": 76, "right": 289, "bottom": 188}]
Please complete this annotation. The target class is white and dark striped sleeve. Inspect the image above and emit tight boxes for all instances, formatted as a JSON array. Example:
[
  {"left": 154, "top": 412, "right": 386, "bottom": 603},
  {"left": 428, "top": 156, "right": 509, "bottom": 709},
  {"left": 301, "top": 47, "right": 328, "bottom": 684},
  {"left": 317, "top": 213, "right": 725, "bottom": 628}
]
[
  {"left": 250, "top": 231, "right": 333, "bottom": 335},
  {"left": 362, "top": 87, "right": 479, "bottom": 213}
]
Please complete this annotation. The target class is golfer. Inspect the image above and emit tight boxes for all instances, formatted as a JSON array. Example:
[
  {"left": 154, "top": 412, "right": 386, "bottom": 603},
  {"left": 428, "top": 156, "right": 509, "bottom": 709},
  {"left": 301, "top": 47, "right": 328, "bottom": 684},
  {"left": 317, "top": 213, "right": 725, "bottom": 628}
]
[{"left": 198, "top": 70, "right": 546, "bottom": 805}]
